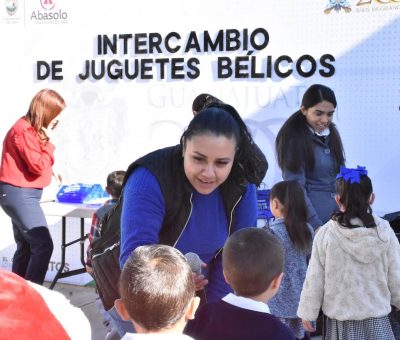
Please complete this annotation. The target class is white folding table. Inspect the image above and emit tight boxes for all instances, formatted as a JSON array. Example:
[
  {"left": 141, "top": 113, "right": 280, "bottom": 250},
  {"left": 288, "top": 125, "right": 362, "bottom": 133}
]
[{"left": 41, "top": 201, "right": 100, "bottom": 289}]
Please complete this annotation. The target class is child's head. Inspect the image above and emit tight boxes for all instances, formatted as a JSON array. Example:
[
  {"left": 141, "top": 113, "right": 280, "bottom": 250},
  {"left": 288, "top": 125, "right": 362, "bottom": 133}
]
[
  {"left": 116, "top": 244, "right": 199, "bottom": 334},
  {"left": 106, "top": 170, "right": 126, "bottom": 198},
  {"left": 270, "top": 180, "right": 307, "bottom": 219},
  {"left": 334, "top": 165, "right": 375, "bottom": 228},
  {"left": 222, "top": 227, "right": 284, "bottom": 300},
  {"left": 270, "top": 180, "right": 312, "bottom": 251}
]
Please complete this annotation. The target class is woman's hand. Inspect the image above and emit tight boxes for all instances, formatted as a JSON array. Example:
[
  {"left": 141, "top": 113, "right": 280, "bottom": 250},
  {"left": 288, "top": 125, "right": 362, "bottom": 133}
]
[
  {"left": 192, "top": 263, "right": 208, "bottom": 291},
  {"left": 85, "top": 265, "right": 93, "bottom": 275},
  {"left": 302, "top": 319, "right": 316, "bottom": 332},
  {"left": 41, "top": 126, "right": 54, "bottom": 141},
  {"left": 41, "top": 118, "right": 60, "bottom": 141},
  {"left": 52, "top": 168, "right": 63, "bottom": 186}
]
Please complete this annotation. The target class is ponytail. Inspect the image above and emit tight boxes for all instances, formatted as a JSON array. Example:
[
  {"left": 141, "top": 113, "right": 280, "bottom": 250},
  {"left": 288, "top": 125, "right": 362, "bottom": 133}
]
[
  {"left": 333, "top": 168, "right": 375, "bottom": 228},
  {"left": 270, "top": 181, "right": 312, "bottom": 251}
]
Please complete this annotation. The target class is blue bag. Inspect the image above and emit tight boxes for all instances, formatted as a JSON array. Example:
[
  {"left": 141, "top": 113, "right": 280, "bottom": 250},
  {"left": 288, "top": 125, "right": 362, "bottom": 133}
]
[{"left": 257, "top": 184, "right": 273, "bottom": 221}]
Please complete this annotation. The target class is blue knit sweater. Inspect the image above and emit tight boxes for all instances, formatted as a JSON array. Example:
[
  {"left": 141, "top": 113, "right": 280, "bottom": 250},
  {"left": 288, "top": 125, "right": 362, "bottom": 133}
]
[{"left": 120, "top": 166, "right": 257, "bottom": 303}]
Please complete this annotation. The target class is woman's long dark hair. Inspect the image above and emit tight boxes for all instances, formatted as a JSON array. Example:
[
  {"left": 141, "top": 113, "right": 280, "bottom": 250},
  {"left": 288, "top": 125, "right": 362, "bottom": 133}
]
[
  {"left": 270, "top": 180, "right": 312, "bottom": 251},
  {"left": 275, "top": 84, "right": 345, "bottom": 173},
  {"left": 332, "top": 176, "right": 376, "bottom": 229},
  {"left": 181, "top": 103, "right": 265, "bottom": 185}
]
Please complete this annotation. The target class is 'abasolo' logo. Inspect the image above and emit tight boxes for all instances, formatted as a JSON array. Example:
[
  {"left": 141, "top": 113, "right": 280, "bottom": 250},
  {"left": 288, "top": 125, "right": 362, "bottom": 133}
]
[
  {"left": 40, "top": 0, "right": 55, "bottom": 10},
  {"left": 31, "top": 0, "right": 68, "bottom": 23},
  {"left": 5, "top": 0, "right": 18, "bottom": 16}
]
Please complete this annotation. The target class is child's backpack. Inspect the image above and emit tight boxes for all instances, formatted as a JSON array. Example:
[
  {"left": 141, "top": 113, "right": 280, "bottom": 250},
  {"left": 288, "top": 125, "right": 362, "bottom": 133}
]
[{"left": 91, "top": 199, "right": 122, "bottom": 311}]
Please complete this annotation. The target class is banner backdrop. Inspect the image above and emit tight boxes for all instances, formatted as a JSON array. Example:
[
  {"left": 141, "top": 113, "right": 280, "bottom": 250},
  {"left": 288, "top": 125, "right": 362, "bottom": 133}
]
[{"left": 1, "top": 0, "right": 399, "bottom": 284}]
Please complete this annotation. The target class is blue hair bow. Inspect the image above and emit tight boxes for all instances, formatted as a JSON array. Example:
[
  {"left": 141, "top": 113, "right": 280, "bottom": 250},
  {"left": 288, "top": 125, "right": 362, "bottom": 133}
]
[{"left": 336, "top": 165, "right": 368, "bottom": 184}]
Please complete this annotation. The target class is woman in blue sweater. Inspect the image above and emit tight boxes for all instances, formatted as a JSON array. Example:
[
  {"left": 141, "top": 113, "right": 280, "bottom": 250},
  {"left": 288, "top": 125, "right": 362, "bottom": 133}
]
[
  {"left": 120, "top": 103, "right": 266, "bottom": 303},
  {"left": 275, "top": 84, "right": 345, "bottom": 229}
]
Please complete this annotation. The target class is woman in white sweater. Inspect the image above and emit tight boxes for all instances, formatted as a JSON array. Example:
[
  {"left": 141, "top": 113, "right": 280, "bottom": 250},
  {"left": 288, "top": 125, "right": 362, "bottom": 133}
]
[{"left": 297, "top": 165, "right": 400, "bottom": 340}]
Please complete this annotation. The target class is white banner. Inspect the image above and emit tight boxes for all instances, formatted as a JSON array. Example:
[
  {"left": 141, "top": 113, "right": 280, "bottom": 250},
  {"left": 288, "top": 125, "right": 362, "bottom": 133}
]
[{"left": 1, "top": 0, "right": 399, "bottom": 284}]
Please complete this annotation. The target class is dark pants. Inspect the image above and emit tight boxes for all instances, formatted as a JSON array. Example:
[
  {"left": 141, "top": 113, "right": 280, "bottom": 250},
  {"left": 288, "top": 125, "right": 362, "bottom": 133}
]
[
  {"left": 12, "top": 224, "right": 53, "bottom": 284},
  {"left": 0, "top": 183, "right": 53, "bottom": 285}
]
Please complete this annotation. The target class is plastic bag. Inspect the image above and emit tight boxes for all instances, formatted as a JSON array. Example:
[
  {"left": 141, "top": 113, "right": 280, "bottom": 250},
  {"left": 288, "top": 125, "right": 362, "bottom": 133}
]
[{"left": 56, "top": 183, "right": 109, "bottom": 203}]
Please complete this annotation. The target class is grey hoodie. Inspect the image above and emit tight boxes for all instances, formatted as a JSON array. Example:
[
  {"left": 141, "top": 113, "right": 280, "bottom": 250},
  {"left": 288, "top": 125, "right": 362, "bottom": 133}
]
[{"left": 297, "top": 214, "right": 400, "bottom": 321}]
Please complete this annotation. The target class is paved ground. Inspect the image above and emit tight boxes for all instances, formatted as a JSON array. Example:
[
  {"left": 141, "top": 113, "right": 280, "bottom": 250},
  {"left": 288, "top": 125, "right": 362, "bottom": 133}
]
[{"left": 44, "top": 281, "right": 117, "bottom": 340}]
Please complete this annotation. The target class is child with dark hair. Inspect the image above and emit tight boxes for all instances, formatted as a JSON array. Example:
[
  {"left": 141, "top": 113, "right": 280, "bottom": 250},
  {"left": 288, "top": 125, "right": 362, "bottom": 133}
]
[
  {"left": 298, "top": 166, "right": 400, "bottom": 340},
  {"left": 115, "top": 244, "right": 200, "bottom": 338},
  {"left": 185, "top": 227, "right": 295, "bottom": 340},
  {"left": 85, "top": 170, "right": 126, "bottom": 337},
  {"left": 267, "top": 180, "right": 313, "bottom": 339},
  {"left": 86, "top": 170, "right": 126, "bottom": 272}
]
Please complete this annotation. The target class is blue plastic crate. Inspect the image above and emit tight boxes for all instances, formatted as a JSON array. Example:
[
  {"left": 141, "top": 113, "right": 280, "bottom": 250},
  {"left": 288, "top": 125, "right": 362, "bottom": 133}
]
[{"left": 56, "top": 183, "right": 109, "bottom": 204}]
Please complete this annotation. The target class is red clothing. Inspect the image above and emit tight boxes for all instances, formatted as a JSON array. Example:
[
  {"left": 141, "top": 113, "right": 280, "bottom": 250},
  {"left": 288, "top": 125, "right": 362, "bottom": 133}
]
[
  {"left": 0, "top": 270, "right": 70, "bottom": 340},
  {"left": 0, "top": 117, "right": 55, "bottom": 188}
]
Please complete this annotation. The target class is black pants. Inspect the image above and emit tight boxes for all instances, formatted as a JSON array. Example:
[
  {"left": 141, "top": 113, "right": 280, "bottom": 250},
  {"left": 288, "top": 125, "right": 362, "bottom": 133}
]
[
  {"left": 0, "top": 183, "right": 53, "bottom": 285},
  {"left": 12, "top": 224, "right": 53, "bottom": 284}
]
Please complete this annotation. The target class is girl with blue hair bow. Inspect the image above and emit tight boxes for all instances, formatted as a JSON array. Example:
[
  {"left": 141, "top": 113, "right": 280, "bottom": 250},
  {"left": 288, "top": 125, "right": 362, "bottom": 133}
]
[{"left": 298, "top": 166, "right": 400, "bottom": 340}]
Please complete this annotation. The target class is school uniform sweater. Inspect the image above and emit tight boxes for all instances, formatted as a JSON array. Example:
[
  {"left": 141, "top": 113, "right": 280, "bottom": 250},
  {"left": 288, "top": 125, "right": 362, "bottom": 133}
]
[
  {"left": 283, "top": 130, "right": 341, "bottom": 229},
  {"left": 186, "top": 293, "right": 295, "bottom": 340}
]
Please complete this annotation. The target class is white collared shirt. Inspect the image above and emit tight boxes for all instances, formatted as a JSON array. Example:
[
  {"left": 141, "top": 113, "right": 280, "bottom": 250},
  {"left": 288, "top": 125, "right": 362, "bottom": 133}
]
[
  {"left": 222, "top": 293, "right": 270, "bottom": 314},
  {"left": 307, "top": 124, "right": 330, "bottom": 137}
]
